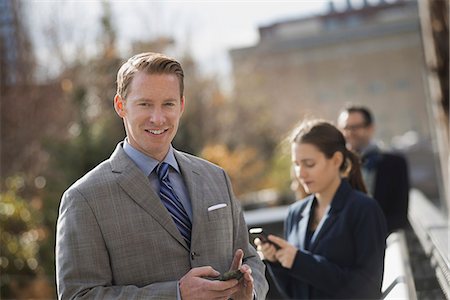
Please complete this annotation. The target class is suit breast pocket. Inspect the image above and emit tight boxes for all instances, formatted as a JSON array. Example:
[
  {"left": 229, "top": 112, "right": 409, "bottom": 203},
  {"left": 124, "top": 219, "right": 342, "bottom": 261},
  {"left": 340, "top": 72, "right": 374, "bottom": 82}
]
[{"left": 207, "top": 205, "right": 231, "bottom": 222}]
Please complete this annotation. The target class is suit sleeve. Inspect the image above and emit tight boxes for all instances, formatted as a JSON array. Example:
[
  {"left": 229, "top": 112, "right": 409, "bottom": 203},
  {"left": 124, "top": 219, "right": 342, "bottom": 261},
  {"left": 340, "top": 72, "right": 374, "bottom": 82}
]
[
  {"left": 386, "top": 155, "right": 409, "bottom": 231},
  {"left": 265, "top": 209, "right": 298, "bottom": 298},
  {"left": 56, "top": 188, "right": 178, "bottom": 300},
  {"left": 223, "top": 170, "right": 269, "bottom": 300},
  {"left": 286, "top": 200, "right": 387, "bottom": 298}
]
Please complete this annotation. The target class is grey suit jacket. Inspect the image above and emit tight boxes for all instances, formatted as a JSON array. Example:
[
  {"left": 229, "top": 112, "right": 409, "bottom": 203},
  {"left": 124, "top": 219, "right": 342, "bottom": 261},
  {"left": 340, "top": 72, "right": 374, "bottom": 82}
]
[{"left": 56, "top": 143, "right": 268, "bottom": 299}]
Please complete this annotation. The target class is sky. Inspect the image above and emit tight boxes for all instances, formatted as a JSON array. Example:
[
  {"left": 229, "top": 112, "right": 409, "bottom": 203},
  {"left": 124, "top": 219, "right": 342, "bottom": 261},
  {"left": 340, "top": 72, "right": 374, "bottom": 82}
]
[
  {"left": 26, "top": 0, "right": 389, "bottom": 89},
  {"left": 111, "top": 1, "right": 332, "bottom": 83}
]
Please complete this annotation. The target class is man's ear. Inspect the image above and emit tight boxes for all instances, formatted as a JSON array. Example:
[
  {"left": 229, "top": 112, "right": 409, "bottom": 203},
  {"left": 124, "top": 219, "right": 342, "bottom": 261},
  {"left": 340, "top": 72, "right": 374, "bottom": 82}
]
[
  {"left": 114, "top": 94, "right": 125, "bottom": 117},
  {"left": 367, "top": 124, "right": 375, "bottom": 137},
  {"left": 180, "top": 96, "right": 186, "bottom": 115}
]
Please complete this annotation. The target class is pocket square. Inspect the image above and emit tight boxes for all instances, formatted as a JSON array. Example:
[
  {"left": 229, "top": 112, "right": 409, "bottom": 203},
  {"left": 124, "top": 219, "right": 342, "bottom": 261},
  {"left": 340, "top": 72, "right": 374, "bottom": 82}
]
[{"left": 208, "top": 203, "right": 227, "bottom": 212}]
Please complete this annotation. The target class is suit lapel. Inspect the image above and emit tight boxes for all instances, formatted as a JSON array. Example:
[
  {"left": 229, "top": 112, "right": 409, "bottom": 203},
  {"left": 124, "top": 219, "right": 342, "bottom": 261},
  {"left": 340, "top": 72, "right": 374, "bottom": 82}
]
[
  {"left": 110, "top": 144, "right": 188, "bottom": 250},
  {"left": 309, "top": 210, "right": 338, "bottom": 252},
  {"left": 297, "top": 198, "right": 313, "bottom": 251},
  {"left": 309, "top": 180, "right": 352, "bottom": 252},
  {"left": 174, "top": 151, "right": 205, "bottom": 247}
]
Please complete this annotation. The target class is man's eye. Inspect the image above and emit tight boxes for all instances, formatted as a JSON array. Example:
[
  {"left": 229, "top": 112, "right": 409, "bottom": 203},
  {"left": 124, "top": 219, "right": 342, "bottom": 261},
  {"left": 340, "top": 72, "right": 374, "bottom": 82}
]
[{"left": 165, "top": 102, "right": 175, "bottom": 106}]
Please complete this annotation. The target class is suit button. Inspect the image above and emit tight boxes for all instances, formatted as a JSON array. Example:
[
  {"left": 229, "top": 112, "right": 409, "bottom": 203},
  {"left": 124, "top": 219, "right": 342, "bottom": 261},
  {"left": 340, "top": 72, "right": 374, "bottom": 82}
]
[{"left": 191, "top": 251, "right": 199, "bottom": 260}]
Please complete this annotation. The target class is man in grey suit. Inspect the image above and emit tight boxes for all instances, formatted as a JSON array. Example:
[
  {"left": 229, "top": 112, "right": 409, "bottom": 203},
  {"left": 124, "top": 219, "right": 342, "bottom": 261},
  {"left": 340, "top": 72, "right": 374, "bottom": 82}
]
[{"left": 56, "top": 52, "right": 268, "bottom": 299}]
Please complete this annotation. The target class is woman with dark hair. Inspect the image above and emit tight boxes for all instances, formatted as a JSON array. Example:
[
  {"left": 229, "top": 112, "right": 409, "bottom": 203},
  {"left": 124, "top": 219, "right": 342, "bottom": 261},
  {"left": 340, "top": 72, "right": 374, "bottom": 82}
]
[{"left": 255, "top": 120, "right": 387, "bottom": 299}]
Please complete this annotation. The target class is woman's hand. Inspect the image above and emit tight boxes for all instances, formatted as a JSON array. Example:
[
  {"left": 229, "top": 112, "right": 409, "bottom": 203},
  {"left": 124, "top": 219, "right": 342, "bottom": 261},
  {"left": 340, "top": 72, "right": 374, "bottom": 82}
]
[
  {"left": 268, "top": 235, "right": 298, "bottom": 269},
  {"left": 254, "top": 237, "right": 278, "bottom": 262}
]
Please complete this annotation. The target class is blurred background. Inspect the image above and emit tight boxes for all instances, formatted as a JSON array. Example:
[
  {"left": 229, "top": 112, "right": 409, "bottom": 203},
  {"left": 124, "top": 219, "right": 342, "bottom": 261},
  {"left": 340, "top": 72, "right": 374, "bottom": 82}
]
[{"left": 0, "top": 0, "right": 448, "bottom": 299}]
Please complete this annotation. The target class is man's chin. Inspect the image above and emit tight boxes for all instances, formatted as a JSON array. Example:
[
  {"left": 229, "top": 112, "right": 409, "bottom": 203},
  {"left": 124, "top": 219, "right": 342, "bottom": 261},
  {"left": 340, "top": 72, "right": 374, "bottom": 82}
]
[{"left": 348, "top": 144, "right": 361, "bottom": 152}]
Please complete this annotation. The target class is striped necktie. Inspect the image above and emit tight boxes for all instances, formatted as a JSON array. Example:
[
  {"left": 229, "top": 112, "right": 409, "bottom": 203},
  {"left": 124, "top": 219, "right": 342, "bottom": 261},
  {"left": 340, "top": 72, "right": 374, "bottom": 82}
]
[{"left": 157, "top": 162, "right": 192, "bottom": 248}]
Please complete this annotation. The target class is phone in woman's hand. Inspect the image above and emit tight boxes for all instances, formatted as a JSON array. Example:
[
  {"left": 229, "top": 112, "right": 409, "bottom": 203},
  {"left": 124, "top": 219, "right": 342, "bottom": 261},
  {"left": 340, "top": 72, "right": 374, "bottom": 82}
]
[{"left": 249, "top": 227, "right": 280, "bottom": 249}]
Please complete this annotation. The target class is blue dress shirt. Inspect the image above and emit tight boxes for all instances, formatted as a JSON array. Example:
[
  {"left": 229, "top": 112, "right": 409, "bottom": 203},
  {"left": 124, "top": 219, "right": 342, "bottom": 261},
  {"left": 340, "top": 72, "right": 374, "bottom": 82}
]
[{"left": 122, "top": 139, "right": 193, "bottom": 221}]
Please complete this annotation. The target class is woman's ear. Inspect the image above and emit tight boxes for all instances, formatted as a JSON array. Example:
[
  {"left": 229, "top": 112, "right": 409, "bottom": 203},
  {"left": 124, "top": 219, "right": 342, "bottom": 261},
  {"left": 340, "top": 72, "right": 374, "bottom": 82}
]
[
  {"left": 332, "top": 151, "right": 344, "bottom": 169},
  {"left": 114, "top": 94, "right": 125, "bottom": 117}
]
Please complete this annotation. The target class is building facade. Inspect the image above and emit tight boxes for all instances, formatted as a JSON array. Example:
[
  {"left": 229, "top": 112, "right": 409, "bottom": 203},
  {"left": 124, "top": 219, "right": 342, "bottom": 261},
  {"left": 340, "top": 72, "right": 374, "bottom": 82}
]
[{"left": 230, "top": 0, "right": 429, "bottom": 144}]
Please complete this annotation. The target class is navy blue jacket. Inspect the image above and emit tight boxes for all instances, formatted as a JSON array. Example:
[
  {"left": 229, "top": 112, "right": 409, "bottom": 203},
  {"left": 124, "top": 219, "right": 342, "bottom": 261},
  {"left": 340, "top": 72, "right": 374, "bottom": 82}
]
[
  {"left": 267, "top": 180, "right": 387, "bottom": 299},
  {"left": 363, "top": 150, "right": 409, "bottom": 233}
]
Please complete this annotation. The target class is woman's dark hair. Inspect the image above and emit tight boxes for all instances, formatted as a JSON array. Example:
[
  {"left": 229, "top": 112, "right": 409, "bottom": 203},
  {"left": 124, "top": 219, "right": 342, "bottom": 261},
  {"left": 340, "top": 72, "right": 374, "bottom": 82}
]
[{"left": 290, "top": 119, "right": 367, "bottom": 193}]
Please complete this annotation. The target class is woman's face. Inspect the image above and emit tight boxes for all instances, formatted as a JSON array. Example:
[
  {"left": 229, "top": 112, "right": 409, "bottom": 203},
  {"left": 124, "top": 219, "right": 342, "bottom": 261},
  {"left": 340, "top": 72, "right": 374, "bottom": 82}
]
[{"left": 291, "top": 142, "right": 342, "bottom": 195}]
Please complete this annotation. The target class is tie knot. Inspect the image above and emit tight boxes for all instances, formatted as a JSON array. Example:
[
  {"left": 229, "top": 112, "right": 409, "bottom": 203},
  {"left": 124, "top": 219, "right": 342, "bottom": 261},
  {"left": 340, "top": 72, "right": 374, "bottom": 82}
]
[{"left": 157, "top": 162, "right": 170, "bottom": 181}]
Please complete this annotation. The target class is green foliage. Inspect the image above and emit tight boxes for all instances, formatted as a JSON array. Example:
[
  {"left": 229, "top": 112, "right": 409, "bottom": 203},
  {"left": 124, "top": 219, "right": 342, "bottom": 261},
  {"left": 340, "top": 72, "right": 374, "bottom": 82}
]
[
  {"left": 38, "top": 59, "right": 125, "bottom": 288},
  {"left": 173, "top": 56, "right": 224, "bottom": 155},
  {"left": 0, "top": 176, "right": 46, "bottom": 297},
  {"left": 201, "top": 144, "right": 267, "bottom": 196},
  {"left": 44, "top": 110, "right": 125, "bottom": 187},
  {"left": 266, "top": 145, "right": 292, "bottom": 192},
  {"left": 264, "top": 144, "right": 295, "bottom": 204}
]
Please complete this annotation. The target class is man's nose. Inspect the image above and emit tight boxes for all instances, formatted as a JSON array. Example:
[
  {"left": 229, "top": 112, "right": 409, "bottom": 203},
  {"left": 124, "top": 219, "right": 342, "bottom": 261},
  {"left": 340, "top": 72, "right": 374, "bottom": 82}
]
[
  {"left": 150, "top": 107, "right": 165, "bottom": 125},
  {"left": 342, "top": 130, "right": 352, "bottom": 139}
]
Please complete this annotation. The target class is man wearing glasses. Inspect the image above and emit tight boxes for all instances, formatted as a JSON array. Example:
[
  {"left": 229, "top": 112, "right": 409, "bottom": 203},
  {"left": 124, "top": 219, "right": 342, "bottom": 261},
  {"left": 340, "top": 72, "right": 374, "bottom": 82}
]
[{"left": 338, "top": 105, "right": 409, "bottom": 233}]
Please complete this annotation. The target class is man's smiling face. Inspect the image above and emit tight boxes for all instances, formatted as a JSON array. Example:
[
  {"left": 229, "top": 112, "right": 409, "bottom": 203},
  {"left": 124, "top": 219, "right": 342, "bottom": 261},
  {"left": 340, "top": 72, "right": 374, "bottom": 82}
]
[{"left": 115, "top": 71, "right": 185, "bottom": 161}]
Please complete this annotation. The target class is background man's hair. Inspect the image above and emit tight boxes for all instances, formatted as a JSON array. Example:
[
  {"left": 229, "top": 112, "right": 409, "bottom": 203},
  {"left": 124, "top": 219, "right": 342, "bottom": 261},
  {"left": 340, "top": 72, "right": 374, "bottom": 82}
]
[{"left": 341, "top": 105, "right": 374, "bottom": 126}]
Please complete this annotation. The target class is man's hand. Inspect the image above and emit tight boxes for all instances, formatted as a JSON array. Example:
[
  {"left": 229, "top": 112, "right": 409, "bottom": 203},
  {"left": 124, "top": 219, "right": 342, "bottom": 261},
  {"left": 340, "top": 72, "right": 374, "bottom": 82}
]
[
  {"left": 179, "top": 266, "right": 240, "bottom": 300},
  {"left": 229, "top": 249, "right": 254, "bottom": 300},
  {"left": 268, "top": 235, "right": 298, "bottom": 269}
]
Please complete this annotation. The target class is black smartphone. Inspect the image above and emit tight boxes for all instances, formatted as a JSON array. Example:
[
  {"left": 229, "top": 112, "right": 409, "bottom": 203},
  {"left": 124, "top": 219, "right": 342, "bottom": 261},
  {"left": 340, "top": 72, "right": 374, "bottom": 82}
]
[
  {"left": 249, "top": 227, "right": 280, "bottom": 249},
  {"left": 219, "top": 269, "right": 244, "bottom": 281},
  {"left": 205, "top": 269, "right": 243, "bottom": 281}
]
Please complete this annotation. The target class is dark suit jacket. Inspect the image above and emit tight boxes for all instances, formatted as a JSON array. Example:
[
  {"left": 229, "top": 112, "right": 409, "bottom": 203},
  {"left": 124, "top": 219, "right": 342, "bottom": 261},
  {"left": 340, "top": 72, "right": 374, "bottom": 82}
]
[
  {"left": 56, "top": 143, "right": 268, "bottom": 299},
  {"left": 364, "top": 151, "right": 409, "bottom": 233},
  {"left": 267, "top": 180, "right": 387, "bottom": 299}
]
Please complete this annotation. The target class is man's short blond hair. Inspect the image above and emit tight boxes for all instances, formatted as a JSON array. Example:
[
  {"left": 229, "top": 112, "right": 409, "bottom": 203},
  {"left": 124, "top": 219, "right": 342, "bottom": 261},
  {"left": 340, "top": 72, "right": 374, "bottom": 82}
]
[{"left": 116, "top": 52, "right": 184, "bottom": 99}]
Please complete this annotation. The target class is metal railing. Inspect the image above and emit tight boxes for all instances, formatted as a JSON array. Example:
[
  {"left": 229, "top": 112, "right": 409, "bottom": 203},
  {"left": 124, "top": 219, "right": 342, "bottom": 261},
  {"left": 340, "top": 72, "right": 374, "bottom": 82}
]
[{"left": 409, "top": 189, "right": 449, "bottom": 299}]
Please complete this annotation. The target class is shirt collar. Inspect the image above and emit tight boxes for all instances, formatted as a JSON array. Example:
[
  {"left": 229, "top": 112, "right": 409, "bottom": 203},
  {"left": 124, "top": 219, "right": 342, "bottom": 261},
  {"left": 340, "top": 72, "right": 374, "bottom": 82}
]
[
  {"left": 361, "top": 141, "right": 381, "bottom": 157},
  {"left": 122, "top": 138, "right": 180, "bottom": 176}
]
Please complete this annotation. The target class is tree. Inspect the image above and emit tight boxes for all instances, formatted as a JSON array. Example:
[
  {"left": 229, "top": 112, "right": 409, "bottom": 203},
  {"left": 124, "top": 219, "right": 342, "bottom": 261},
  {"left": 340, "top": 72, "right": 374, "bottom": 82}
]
[
  {"left": 173, "top": 54, "right": 226, "bottom": 155},
  {"left": 0, "top": 176, "right": 53, "bottom": 299}
]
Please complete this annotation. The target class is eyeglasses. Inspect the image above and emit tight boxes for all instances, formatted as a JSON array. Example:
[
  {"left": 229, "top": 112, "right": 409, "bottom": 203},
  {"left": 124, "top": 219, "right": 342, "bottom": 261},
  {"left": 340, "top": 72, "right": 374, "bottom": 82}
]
[{"left": 342, "top": 123, "right": 368, "bottom": 131}]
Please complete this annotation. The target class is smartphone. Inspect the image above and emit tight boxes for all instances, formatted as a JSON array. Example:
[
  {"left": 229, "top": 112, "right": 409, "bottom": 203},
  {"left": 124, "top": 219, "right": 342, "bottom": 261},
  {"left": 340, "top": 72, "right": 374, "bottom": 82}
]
[
  {"left": 249, "top": 227, "right": 280, "bottom": 249},
  {"left": 219, "top": 269, "right": 244, "bottom": 281},
  {"left": 205, "top": 269, "right": 243, "bottom": 281}
]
